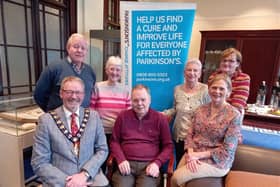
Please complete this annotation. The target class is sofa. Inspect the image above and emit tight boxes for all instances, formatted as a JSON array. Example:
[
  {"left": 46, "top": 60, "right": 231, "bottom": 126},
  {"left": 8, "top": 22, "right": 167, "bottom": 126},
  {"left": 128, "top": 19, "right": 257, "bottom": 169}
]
[{"left": 185, "top": 144, "right": 280, "bottom": 187}]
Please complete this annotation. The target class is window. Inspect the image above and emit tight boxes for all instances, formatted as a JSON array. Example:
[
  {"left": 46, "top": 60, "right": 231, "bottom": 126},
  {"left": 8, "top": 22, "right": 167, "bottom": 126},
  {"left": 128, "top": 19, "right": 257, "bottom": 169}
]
[
  {"left": 0, "top": 0, "right": 76, "bottom": 96},
  {"left": 102, "top": 0, "right": 135, "bottom": 80},
  {"left": 104, "top": 0, "right": 121, "bottom": 63}
]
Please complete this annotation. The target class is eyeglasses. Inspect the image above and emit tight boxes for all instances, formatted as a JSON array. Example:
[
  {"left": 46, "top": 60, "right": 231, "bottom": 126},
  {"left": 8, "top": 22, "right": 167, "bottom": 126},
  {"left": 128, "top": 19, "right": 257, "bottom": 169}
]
[
  {"left": 62, "top": 89, "right": 84, "bottom": 96},
  {"left": 221, "top": 59, "right": 237, "bottom": 64}
]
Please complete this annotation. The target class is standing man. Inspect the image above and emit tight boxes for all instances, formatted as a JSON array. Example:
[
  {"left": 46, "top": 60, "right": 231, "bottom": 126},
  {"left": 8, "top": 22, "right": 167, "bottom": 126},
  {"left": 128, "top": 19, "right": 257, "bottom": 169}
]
[
  {"left": 110, "top": 84, "right": 173, "bottom": 187},
  {"left": 31, "top": 76, "right": 108, "bottom": 187},
  {"left": 34, "top": 33, "right": 96, "bottom": 112}
]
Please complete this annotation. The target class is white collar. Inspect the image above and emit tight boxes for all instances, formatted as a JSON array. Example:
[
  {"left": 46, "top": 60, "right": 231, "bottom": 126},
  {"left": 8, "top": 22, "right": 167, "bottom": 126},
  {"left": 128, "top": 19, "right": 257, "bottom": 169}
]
[
  {"left": 63, "top": 106, "right": 80, "bottom": 118},
  {"left": 67, "top": 56, "right": 72, "bottom": 63}
]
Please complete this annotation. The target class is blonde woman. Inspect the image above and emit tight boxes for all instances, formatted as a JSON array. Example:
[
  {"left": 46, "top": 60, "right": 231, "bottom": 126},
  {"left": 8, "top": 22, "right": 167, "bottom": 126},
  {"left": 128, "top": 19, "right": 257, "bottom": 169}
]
[{"left": 171, "top": 74, "right": 241, "bottom": 187}]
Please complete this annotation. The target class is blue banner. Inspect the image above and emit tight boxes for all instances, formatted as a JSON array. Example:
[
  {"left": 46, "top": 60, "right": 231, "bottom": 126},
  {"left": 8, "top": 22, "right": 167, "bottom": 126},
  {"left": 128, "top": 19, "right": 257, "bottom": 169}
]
[{"left": 120, "top": 2, "right": 196, "bottom": 111}]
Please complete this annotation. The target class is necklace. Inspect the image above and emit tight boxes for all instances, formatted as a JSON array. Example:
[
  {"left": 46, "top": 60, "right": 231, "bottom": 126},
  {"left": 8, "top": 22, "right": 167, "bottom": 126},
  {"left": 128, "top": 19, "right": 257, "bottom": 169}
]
[
  {"left": 49, "top": 108, "right": 90, "bottom": 157},
  {"left": 49, "top": 108, "right": 90, "bottom": 143},
  {"left": 207, "top": 103, "right": 227, "bottom": 120},
  {"left": 184, "top": 83, "right": 198, "bottom": 93}
]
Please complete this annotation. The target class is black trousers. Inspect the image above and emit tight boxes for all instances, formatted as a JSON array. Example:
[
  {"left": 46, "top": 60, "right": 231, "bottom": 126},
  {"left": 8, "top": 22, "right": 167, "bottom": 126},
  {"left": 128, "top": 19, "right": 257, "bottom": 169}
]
[{"left": 174, "top": 140, "right": 185, "bottom": 167}]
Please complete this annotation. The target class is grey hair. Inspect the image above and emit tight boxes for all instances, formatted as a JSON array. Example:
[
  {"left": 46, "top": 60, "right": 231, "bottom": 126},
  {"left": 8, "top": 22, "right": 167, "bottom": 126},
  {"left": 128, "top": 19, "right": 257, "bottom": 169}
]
[
  {"left": 60, "top": 76, "right": 85, "bottom": 91},
  {"left": 184, "top": 58, "right": 202, "bottom": 71},
  {"left": 105, "top": 56, "right": 122, "bottom": 69},
  {"left": 66, "top": 33, "right": 88, "bottom": 50}
]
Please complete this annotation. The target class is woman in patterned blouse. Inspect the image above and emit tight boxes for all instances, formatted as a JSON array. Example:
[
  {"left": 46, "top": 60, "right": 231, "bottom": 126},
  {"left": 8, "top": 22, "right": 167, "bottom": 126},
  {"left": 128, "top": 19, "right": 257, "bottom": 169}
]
[{"left": 171, "top": 73, "right": 241, "bottom": 187}]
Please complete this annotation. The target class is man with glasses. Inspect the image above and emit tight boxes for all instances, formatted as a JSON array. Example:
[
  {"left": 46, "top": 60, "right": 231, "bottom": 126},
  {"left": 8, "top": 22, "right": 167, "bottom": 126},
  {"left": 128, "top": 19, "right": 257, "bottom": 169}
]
[
  {"left": 32, "top": 76, "right": 109, "bottom": 187},
  {"left": 34, "top": 33, "right": 96, "bottom": 112}
]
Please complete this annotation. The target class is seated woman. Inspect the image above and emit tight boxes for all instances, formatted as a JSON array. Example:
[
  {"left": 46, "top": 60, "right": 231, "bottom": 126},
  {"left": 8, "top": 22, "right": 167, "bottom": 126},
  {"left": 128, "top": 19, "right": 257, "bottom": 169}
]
[{"left": 171, "top": 73, "right": 241, "bottom": 187}]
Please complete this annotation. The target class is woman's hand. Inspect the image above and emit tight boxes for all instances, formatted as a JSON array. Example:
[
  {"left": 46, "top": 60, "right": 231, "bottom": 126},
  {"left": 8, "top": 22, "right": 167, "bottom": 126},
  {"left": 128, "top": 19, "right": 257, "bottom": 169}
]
[
  {"left": 186, "top": 159, "right": 201, "bottom": 173},
  {"left": 187, "top": 152, "right": 200, "bottom": 160},
  {"left": 186, "top": 150, "right": 211, "bottom": 161},
  {"left": 185, "top": 152, "right": 202, "bottom": 173}
]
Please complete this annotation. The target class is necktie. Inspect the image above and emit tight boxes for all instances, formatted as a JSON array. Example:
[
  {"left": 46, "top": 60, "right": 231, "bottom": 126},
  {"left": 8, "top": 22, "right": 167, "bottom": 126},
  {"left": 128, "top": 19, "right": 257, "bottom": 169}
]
[{"left": 70, "top": 113, "right": 78, "bottom": 136}]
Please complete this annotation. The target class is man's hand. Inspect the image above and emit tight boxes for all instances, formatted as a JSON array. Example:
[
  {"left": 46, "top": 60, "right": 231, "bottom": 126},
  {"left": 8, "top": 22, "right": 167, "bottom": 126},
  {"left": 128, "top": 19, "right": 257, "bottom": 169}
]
[
  {"left": 146, "top": 162, "right": 160, "bottom": 178},
  {"left": 65, "top": 172, "right": 92, "bottom": 187},
  {"left": 118, "top": 160, "right": 131, "bottom": 175}
]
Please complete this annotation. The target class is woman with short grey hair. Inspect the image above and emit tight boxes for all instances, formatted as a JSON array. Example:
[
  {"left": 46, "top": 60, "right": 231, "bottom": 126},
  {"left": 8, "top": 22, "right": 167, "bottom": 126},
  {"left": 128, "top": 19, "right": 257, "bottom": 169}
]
[{"left": 163, "top": 58, "right": 210, "bottom": 165}]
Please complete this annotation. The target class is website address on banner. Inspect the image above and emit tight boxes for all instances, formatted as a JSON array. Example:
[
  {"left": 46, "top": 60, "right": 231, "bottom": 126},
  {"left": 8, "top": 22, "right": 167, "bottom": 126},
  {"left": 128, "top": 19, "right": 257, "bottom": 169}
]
[{"left": 136, "top": 77, "right": 170, "bottom": 82}]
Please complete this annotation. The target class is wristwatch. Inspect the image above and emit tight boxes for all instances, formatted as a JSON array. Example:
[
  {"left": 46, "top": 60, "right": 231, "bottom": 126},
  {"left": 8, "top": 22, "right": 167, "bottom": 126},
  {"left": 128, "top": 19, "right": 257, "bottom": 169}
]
[{"left": 82, "top": 170, "right": 91, "bottom": 181}]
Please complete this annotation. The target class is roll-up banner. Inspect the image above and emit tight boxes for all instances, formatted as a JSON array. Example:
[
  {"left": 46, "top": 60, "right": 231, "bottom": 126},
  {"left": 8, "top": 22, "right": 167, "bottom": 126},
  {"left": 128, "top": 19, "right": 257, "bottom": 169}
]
[{"left": 120, "top": 1, "right": 196, "bottom": 111}]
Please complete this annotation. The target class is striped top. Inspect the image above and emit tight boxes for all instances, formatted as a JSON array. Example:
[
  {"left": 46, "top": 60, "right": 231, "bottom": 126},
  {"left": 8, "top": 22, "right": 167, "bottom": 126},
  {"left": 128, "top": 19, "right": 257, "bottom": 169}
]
[
  {"left": 208, "top": 70, "right": 250, "bottom": 111},
  {"left": 90, "top": 81, "right": 131, "bottom": 134}
]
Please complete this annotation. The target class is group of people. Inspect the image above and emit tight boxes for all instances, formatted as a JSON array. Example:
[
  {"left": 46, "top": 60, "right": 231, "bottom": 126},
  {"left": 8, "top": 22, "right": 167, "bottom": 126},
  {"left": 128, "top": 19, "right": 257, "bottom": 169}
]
[
  {"left": 168, "top": 47, "right": 250, "bottom": 187},
  {"left": 31, "top": 33, "right": 250, "bottom": 187}
]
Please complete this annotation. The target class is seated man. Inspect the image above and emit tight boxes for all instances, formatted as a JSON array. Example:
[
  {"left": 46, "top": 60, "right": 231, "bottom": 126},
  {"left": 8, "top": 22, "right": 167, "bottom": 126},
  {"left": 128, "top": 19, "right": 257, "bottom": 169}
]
[
  {"left": 110, "top": 84, "right": 173, "bottom": 187},
  {"left": 31, "top": 76, "right": 109, "bottom": 187}
]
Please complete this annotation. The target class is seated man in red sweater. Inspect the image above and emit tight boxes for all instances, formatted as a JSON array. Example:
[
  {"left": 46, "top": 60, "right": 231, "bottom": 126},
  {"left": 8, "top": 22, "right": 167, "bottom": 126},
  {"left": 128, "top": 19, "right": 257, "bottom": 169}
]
[{"left": 110, "top": 84, "right": 173, "bottom": 187}]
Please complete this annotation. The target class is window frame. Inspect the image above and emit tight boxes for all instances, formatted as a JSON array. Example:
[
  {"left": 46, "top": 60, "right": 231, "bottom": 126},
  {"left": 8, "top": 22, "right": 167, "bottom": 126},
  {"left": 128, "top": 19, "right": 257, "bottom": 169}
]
[{"left": 0, "top": 0, "right": 77, "bottom": 96}]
